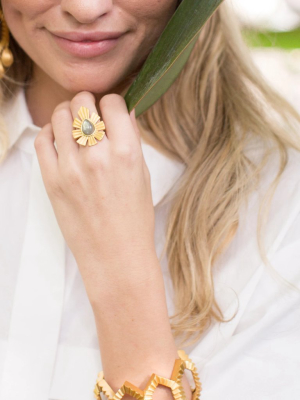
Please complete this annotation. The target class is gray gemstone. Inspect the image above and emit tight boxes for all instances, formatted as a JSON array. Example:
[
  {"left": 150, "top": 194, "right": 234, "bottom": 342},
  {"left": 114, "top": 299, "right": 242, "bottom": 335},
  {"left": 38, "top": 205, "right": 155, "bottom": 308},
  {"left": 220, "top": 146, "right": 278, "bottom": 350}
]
[{"left": 82, "top": 119, "right": 95, "bottom": 135}]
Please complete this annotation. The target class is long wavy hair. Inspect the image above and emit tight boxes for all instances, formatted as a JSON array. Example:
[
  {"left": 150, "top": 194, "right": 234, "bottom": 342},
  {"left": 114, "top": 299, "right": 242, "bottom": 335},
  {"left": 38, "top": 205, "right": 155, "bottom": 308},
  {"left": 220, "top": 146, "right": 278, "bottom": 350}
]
[{"left": 1, "top": 3, "right": 300, "bottom": 347}]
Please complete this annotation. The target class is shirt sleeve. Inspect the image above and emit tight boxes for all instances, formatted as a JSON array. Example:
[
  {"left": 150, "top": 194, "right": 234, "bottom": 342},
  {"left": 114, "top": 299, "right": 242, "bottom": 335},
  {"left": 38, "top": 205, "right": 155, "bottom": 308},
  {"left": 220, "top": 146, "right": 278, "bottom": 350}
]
[{"left": 197, "top": 212, "right": 300, "bottom": 400}]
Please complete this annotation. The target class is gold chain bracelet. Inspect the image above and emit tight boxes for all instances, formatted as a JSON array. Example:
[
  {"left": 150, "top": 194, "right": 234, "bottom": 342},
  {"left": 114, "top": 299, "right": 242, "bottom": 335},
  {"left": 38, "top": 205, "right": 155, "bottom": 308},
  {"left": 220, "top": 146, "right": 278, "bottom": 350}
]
[{"left": 94, "top": 350, "right": 202, "bottom": 400}]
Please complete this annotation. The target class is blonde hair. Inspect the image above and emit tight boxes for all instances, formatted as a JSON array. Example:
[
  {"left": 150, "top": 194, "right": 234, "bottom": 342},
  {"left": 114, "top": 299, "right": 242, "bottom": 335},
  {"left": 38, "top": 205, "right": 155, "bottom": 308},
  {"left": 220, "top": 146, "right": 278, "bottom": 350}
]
[{"left": 1, "top": 4, "right": 300, "bottom": 347}]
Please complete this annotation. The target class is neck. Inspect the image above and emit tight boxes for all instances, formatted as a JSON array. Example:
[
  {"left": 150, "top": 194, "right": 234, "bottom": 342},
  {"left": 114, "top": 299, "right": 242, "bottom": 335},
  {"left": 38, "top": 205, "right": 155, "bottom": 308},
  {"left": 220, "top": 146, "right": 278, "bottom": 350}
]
[{"left": 25, "top": 64, "right": 131, "bottom": 128}]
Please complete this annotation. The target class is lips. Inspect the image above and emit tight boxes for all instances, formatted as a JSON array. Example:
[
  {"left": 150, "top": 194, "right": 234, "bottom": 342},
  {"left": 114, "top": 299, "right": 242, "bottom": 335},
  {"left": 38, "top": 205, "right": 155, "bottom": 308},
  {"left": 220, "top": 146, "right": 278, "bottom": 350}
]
[
  {"left": 49, "top": 30, "right": 125, "bottom": 58},
  {"left": 51, "top": 30, "right": 125, "bottom": 42}
]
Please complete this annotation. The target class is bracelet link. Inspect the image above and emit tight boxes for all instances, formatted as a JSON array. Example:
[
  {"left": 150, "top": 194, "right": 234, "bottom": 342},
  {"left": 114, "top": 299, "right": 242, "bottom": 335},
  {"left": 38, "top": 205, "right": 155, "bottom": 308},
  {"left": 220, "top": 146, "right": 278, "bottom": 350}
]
[{"left": 94, "top": 350, "right": 202, "bottom": 400}]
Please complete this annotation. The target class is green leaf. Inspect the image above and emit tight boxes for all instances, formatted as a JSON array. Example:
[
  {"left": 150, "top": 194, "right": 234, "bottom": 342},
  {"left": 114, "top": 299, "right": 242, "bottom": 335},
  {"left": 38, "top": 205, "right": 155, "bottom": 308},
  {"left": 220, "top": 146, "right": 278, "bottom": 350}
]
[
  {"left": 243, "top": 28, "right": 300, "bottom": 50},
  {"left": 124, "top": 0, "right": 224, "bottom": 117}
]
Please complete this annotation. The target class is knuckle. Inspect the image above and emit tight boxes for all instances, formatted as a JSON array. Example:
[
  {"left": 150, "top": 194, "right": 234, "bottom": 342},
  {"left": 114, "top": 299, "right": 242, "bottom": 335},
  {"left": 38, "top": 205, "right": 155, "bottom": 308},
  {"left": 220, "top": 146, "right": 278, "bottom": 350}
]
[
  {"left": 64, "top": 168, "right": 82, "bottom": 186},
  {"left": 48, "top": 180, "right": 64, "bottom": 199},
  {"left": 71, "top": 91, "right": 95, "bottom": 108},
  {"left": 34, "top": 135, "right": 43, "bottom": 150},
  {"left": 114, "top": 145, "right": 140, "bottom": 166},
  {"left": 34, "top": 124, "right": 51, "bottom": 149},
  {"left": 100, "top": 93, "right": 124, "bottom": 109},
  {"left": 53, "top": 101, "right": 70, "bottom": 114},
  {"left": 51, "top": 105, "right": 70, "bottom": 124},
  {"left": 83, "top": 153, "right": 104, "bottom": 172}
]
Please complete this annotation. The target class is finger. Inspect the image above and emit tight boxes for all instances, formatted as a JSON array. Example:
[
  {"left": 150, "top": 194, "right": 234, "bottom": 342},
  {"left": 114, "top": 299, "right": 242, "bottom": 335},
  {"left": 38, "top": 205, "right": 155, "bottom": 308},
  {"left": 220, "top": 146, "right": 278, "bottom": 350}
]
[
  {"left": 99, "top": 94, "right": 139, "bottom": 147},
  {"left": 34, "top": 122, "right": 59, "bottom": 181},
  {"left": 70, "top": 91, "right": 109, "bottom": 153},
  {"left": 129, "top": 108, "right": 141, "bottom": 143},
  {"left": 51, "top": 101, "right": 79, "bottom": 159}
]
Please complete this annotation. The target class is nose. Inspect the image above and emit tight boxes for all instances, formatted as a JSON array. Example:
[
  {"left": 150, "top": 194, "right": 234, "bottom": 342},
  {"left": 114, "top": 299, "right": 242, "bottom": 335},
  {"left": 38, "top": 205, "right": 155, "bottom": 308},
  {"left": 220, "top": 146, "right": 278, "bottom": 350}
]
[{"left": 60, "top": 0, "right": 113, "bottom": 24}]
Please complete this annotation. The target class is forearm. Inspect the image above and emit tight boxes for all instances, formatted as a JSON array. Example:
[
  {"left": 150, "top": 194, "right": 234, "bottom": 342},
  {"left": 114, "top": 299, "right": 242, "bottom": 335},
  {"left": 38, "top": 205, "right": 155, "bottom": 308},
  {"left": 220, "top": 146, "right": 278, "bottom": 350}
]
[{"left": 88, "top": 253, "right": 192, "bottom": 400}]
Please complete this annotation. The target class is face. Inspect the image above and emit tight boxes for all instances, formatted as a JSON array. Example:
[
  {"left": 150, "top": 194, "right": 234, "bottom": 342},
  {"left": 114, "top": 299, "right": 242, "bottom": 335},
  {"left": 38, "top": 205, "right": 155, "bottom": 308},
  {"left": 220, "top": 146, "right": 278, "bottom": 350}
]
[{"left": 1, "top": 0, "right": 178, "bottom": 95}]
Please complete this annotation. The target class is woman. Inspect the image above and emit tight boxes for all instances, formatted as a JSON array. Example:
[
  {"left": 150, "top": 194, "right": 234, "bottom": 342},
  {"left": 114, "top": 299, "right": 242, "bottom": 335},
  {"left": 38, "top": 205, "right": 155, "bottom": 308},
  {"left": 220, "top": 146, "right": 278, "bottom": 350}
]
[{"left": 0, "top": 1, "right": 300, "bottom": 400}]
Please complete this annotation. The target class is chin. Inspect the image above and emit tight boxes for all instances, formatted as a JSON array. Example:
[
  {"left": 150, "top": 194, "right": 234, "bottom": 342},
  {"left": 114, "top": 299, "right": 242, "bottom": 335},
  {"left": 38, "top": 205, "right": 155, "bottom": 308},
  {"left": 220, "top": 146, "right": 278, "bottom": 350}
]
[
  {"left": 55, "top": 73, "right": 118, "bottom": 96},
  {"left": 53, "top": 65, "right": 130, "bottom": 96},
  {"left": 63, "top": 82, "right": 110, "bottom": 95}
]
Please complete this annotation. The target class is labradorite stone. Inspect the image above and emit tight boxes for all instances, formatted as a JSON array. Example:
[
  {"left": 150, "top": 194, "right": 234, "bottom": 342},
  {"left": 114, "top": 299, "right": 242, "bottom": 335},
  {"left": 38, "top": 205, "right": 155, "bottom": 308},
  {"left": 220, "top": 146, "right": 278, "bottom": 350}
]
[{"left": 82, "top": 119, "right": 95, "bottom": 135}]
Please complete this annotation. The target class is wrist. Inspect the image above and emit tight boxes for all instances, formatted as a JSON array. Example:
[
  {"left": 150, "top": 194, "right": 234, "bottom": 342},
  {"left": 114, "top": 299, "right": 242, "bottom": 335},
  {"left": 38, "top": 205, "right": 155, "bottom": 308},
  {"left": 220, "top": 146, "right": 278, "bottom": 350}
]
[{"left": 87, "top": 252, "right": 165, "bottom": 311}]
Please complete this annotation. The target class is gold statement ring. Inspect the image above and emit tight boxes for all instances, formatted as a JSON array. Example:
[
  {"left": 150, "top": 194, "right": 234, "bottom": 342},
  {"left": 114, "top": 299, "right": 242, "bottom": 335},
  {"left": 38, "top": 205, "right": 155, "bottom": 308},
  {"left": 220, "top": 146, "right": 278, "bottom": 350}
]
[
  {"left": 72, "top": 106, "right": 106, "bottom": 146},
  {"left": 94, "top": 349, "right": 202, "bottom": 400}
]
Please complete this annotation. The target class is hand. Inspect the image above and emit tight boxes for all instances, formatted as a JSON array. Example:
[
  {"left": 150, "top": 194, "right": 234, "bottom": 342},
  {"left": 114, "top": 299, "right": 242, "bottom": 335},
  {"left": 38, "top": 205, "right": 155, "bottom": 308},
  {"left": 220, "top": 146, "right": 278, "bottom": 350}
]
[{"left": 34, "top": 91, "right": 157, "bottom": 299}]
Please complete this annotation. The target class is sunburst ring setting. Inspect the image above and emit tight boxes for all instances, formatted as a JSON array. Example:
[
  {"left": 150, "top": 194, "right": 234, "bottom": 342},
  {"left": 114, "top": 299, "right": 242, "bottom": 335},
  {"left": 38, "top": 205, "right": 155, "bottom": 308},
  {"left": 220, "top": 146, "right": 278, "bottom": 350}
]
[{"left": 72, "top": 106, "right": 106, "bottom": 147}]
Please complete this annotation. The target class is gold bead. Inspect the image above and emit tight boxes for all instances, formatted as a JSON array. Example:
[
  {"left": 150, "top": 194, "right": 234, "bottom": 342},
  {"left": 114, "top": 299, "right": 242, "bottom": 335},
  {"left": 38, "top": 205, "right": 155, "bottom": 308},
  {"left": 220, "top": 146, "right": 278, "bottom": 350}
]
[
  {"left": 1, "top": 47, "right": 13, "bottom": 67},
  {"left": 0, "top": 62, "right": 5, "bottom": 79}
]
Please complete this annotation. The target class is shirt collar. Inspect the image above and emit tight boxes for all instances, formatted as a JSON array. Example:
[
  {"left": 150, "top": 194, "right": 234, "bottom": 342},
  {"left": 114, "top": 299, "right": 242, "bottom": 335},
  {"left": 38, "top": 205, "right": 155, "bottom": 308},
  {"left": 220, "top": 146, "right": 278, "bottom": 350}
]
[
  {"left": 3, "top": 87, "right": 40, "bottom": 150},
  {"left": 3, "top": 88, "right": 186, "bottom": 207}
]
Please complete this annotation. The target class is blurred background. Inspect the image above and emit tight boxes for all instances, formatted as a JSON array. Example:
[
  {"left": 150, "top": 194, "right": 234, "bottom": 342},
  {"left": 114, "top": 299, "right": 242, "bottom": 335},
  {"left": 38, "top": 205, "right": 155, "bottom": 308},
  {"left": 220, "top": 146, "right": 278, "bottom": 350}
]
[{"left": 229, "top": 0, "right": 300, "bottom": 113}]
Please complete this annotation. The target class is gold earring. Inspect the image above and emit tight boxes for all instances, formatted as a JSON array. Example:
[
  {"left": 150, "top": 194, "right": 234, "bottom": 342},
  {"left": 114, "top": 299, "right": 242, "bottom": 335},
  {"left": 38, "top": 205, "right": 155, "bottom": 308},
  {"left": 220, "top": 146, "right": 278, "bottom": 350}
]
[{"left": 0, "top": 9, "right": 13, "bottom": 79}]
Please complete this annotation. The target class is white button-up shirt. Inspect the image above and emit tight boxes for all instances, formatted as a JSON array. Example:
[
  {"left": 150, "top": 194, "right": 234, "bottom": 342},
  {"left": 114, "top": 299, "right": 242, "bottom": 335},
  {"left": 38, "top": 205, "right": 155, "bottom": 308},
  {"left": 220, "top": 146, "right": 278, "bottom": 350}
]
[{"left": 0, "top": 88, "right": 300, "bottom": 400}]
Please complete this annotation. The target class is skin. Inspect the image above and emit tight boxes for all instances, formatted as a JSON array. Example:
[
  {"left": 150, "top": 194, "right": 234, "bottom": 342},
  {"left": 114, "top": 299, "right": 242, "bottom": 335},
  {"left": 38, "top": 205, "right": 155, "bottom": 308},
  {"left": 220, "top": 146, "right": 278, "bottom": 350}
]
[
  {"left": 2, "top": 1, "right": 192, "bottom": 399},
  {"left": 2, "top": 0, "right": 178, "bottom": 124}
]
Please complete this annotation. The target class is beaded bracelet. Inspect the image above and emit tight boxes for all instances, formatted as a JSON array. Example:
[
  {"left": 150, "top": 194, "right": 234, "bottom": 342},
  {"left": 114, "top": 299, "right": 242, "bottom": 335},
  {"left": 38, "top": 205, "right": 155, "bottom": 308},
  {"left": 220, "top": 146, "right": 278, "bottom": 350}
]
[{"left": 94, "top": 349, "right": 202, "bottom": 400}]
